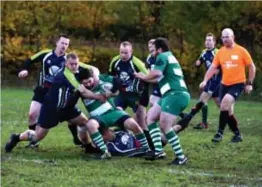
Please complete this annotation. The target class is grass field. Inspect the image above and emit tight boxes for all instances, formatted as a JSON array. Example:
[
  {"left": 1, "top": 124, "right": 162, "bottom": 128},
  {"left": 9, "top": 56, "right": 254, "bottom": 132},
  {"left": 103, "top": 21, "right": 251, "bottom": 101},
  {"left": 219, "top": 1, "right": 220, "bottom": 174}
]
[{"left": 1, "top": 88, "right": 262, "bottom": 187}]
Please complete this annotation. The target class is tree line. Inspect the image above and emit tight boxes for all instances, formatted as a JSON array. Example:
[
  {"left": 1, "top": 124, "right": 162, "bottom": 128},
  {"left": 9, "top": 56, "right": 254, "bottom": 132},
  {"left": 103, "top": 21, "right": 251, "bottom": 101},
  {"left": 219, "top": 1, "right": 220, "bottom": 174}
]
[{"left": 1, "top": 1, "right": 261, "bottom": 99}]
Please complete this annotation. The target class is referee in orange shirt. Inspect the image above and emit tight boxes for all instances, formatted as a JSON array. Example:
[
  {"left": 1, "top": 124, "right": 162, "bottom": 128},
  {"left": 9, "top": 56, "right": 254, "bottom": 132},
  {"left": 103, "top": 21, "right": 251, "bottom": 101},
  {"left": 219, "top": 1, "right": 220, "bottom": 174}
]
[{"left": 200, "top": 28, "right": 256, "bottom": 143}]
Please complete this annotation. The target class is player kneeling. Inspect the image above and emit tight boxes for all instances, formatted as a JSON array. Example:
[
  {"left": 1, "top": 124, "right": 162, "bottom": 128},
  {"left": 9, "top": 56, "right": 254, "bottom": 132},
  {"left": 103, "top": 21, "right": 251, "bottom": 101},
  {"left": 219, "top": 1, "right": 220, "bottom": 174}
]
[{"left": 72, "top": 68, "right": 151, "bottom": 159}]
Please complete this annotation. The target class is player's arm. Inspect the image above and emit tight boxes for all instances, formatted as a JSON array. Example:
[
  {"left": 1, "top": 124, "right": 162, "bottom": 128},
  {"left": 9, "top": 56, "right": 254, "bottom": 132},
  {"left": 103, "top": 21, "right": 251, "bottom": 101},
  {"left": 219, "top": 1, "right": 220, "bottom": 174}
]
[
  {"left": 64, "top": 67, "right": 106, "bottom": 102},
  {"left": 108, "top": 55, "right": 120, "bottom": 75},
  {"left": 18, "top": 49, "right": 51, "bottom": 78},
  {"left": 135, "top": 57, "right": 165, "bottom": 83},
  {"left": 133, "top": 56, "right": 149, "bottom": 75},
  {"left": 195, "top": 50, "right": 205, "bottom": 67}
]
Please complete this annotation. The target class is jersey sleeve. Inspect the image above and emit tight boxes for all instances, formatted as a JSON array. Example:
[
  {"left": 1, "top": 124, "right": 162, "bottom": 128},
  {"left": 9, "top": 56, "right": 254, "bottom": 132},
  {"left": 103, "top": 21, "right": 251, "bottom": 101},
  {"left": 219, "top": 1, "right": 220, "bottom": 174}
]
[
  {"left": 22, "top": 49, "right": 52, "bottom": 70},
  {"left": 242, "top": 48, "right": 253, "bottom": 66},
  {"left": 108, "top": 55, "right": 120, "bottom": 75},
  {"left": 153, "top": 55, "right": 167, "bottom": 72},
  {"left": 63, "top": 67, "right": 80, "bottom": 90},
  {"left": 79, "top": 62, "right": 93, "bottom": 70},
  {"left": 133, "top": 56, "right": 148, "bottom": 74},
  {"left": 212, "top": 50, "right": 220, "bottom": 68}
]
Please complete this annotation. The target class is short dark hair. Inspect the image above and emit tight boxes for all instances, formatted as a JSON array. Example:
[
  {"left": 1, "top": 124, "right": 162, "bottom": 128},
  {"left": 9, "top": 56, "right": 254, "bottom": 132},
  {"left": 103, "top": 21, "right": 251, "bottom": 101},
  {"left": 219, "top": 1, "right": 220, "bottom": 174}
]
[
  {"left": 57, "top": 34, "right": 69, "bottom": 41},
  {"left": 120, "top": 41, "right": 132, "bottom": 48},
  {"left": 154, "top": 37, "right": 169, "bottom": 52},
  {"left": 66, "top": 52, "right": 78, "bottom": 61},
  {"left": 206, "top": 33, "right": 216, "bottom": 42},
  {"left": 78, "top": 68, "right": 92, "bottom": 81}
]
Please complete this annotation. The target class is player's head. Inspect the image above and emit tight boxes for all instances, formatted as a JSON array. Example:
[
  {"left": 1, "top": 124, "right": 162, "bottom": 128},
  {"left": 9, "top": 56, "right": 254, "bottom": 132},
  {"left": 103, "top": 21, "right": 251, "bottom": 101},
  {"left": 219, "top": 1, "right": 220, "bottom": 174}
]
[
  {"left": 56, "top": 34, "right": 70, "bottom": 55},
  {"left": 79, "top": 68, "right": 95, "bottom": 89},
  {"left": 221, "top": 28, "right": 235, "bottom": 48},
  {"left": 205, "top": 33, "right": 216, "bottom": 50},
  {"left": 148, "top": 39, "right": 156, "bottom": 55},
  {"left": 119, "top": 41, "right": 133, "bottom": 61},
  {"left": 153, "top": 37, "right": 169, "bottom": 55},
  {"left": 66, "top": 53, "right": 79, "bottom": 74}
]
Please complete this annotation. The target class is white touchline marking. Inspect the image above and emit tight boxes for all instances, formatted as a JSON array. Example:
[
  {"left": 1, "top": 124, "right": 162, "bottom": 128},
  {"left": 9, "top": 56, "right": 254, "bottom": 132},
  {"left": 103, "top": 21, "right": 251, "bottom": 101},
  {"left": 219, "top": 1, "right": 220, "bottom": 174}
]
[
  {"left": 168, "top": 169, "right": 262, "bottom": 183},
  {"left": 4, "top": 157, "right": 58, "bottom": 165}
]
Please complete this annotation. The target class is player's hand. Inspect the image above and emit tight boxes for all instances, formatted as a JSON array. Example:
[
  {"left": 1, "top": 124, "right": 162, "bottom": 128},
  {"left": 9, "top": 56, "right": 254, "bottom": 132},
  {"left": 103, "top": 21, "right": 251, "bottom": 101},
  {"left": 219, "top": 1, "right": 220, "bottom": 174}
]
[
  {"left": 245, "top": 85, "right": 253, "bottom": 94},
  {"left": 18, "top": 70, "right": 28, "bottom": 78},
  {"left": 199, "top": 81, "right": 207, "bottom": 90},
  {"left": 78, "top": 84, "right": 86, "bottom": 93},
  {"left": 195, "top": 60, "right": 201, "bottom": 66},
  {"left": 134, "top": 72, "right": 145, "bottom": 80},
  {"left": 95, "top": 94, "right": 107, "bottom": 103}
]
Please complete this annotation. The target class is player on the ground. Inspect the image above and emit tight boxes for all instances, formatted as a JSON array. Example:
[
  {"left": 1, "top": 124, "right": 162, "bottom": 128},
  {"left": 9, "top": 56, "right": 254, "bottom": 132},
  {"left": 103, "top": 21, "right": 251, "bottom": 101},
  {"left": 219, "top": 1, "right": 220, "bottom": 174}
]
[
  {"left": 135, "top": 38, "right": 190, "bottom": 165},
  {"left": 200, "top": 28, "right": 256, "bottom": 143},
  {"left": 72, "top": 69, "right": 150, "bottom": 159},
  {"left": 5, "top": 53, "right": 105, "bottom": 154}
]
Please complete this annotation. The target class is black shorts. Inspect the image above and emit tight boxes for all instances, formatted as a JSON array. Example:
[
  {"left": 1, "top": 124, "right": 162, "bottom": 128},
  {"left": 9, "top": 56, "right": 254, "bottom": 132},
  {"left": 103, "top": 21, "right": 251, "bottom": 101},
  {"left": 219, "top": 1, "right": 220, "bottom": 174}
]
[
  {"left": 32, "top": 86, "right": 49, "bottom": 103},
  {"left": 219, "top": 83, "right": 245, "bottom": 101},
  {"left": 38, "top": 104, "right": 81, "bottom": 129},
  {"left": 203, "top": 79, "right": 220, "bottom": 98}
]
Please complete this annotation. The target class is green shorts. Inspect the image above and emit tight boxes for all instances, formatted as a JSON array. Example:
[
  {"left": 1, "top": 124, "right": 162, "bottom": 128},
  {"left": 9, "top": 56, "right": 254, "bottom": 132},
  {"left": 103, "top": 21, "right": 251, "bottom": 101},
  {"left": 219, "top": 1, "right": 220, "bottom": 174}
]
[
  {"left": 158, "top": 91, "right": 190, "bottom": 116},
  {"left": 93, "top": 109, "right": 130, "bottom": 128}
]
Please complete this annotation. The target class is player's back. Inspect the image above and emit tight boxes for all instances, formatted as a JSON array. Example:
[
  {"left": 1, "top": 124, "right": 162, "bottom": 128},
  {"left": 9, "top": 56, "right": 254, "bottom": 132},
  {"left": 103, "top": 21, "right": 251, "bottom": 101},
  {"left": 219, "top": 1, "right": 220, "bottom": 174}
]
[{"left": 156, "top": 52, "right": 188, "bottom": 96}]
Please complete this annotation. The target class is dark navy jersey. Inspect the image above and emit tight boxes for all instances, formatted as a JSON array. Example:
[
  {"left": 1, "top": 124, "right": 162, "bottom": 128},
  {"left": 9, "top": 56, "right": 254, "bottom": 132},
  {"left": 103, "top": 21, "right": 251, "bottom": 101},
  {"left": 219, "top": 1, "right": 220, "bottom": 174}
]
[
  {"left": 146, "top": 54, "right": 156, "bottom": 70},
  {"left": 146, "top": 54, "right": 162, "bottom": 97},
  {"left": 44, "top": 67, "right": 79, "bottom": 110},
  {"left": 109, "top": 55, "right": 148, "bottom": 91},
  {"left": 106, "top": 131, "right": 140, "bottom": 154},
  {"left": 198, "top": 48, "right": 222, "bottom": 81},
  {"left": 22, "top": 49, "right": 66, "bottom": 87}
]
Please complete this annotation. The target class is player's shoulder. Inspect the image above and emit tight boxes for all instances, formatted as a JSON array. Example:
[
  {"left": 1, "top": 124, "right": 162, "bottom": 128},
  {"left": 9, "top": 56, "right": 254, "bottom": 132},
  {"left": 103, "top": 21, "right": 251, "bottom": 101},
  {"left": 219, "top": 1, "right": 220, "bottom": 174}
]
[
  {"left": 30, "top": 49, "right": 52, "bottom": 59},
  {"left": 111, "top": 55, "right": 121, "bottom": 63},
  {"left": 235, "top": 44, "right": 249, "bottom": 53}
]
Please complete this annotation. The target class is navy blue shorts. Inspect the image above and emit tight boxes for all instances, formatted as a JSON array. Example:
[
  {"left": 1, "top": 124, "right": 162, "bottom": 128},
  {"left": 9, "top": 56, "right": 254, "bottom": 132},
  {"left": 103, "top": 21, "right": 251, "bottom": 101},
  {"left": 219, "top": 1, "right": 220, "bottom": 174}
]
[
  {"left": 203, "top": 79, "right": 220, "bottom": 98},
  {"left": 219, "top": 83, "right": 245, "bottom": 101},
  {"left": 38, "top": 104, "right": 81, "bottom": 129},
  {"left": 114, "top": 91, "right": 148, "bottom": 113},
  {"left": 151, "top": 85, "right": 162, "bottom": 97},
  {"left": 32, "top": 86, "right": 49, "bottom": 103}
]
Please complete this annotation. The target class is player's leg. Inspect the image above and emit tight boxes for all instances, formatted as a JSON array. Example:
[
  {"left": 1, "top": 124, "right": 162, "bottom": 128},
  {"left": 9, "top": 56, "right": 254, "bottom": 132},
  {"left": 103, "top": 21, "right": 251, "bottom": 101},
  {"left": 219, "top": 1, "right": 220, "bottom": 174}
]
[
  {"left": 144, "top": 102, "right": 167, "bottom": 160},
  {"left": 149, "top": 95, "right": 161, "bottom": 108},
  {"left": 193, "top": 91, "right": 212, "bottom": 129},
  {"left": 161, "top": 92, "right": 190, "bottom": 165},
  {"left": 5, "top": 125, "right": 49, "bottom": 153},
  {"left": 123, "top": 117, "right": 150, "bottom": 151},
  {"left": 212, "top": 93, "right": 235, "bottom": 142},
  {"left": 28, "top": 101, "right": 42, "bottom": 130},
  {"left": 85, "top": 119, "right": 111, "bottom": 159},
  {"left": 226, "top": 84, "right": 245, "bottom": 143}
]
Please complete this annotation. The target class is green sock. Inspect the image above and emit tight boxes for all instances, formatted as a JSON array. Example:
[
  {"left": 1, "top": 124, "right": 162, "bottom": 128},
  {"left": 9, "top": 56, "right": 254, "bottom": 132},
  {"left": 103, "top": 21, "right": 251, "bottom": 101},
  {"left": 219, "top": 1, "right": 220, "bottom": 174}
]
[
  {"left": 91, "top": 131, "right": 107, "bottom": 153},
  {"left": 148, "top": 122, "right": 163, "bottom": 152},
  {"left": 202, "top": 104, "right": 208, "bottom": 124},
  {"left": 165, "top": 130, "right": 185, "bottom": 159},
  {"left": 135, "top": 133, "right": 149, "bottom": 150}
]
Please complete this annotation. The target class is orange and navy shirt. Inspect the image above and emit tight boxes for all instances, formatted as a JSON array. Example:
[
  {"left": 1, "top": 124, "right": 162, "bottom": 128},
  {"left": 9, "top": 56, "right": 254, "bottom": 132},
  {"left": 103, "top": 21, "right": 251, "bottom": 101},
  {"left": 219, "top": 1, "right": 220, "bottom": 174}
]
[{"left": 212, "top": 44, "right": 253, "bottom": 86}]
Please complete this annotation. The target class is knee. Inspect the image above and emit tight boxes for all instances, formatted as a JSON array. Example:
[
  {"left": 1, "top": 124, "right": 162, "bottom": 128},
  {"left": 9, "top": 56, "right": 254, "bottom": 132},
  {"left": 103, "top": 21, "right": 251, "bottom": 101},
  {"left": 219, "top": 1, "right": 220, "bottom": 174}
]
[
  {"left": 86, "top": 119, "right": 99, "bottom": 133},
  {"left": 29, "top": 111, "right": 38, "bottom": 121},
  {"left": 124, "top": 119, "right": 141, "bottom": 133}
]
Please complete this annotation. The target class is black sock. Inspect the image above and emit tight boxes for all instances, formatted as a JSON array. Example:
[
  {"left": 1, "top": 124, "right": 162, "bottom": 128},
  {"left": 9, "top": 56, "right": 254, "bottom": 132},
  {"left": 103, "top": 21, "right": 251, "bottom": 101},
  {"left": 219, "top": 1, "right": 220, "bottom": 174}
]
[
  {"left": 29, "top": 124, "right": 37, "bottom": 130},
  {"left": 68, "top": 124, "right": 79, "bottom": 139},
  {"left": 190, "top": 101, "right": 204, "bottom": 116},
  {"left": 14, "top": 134, "right": 21, "bottom": 142},
  {"left": 218, "top": 111, "right": 229, "bottom": 135},
  {"left": 144, "top": 130, "right": 154, "bottom": 150},
  {"left": 228, "top": 115, "right": 240, "bottom": 136}
]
